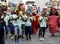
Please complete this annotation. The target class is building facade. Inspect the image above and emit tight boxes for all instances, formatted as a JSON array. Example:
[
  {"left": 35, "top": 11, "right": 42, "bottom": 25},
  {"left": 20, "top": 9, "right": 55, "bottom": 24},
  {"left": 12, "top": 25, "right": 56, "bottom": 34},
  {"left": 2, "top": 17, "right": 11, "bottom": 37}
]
[{"left": 46, "top": 0, "right": 60, "bottom": 9}]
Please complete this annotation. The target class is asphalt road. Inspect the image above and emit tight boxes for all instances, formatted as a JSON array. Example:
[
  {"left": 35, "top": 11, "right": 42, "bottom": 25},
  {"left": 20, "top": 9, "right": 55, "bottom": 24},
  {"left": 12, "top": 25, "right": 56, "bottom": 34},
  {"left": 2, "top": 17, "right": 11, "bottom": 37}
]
[{"left": 5, "top": 30, "right": 60, "bottom": 44}]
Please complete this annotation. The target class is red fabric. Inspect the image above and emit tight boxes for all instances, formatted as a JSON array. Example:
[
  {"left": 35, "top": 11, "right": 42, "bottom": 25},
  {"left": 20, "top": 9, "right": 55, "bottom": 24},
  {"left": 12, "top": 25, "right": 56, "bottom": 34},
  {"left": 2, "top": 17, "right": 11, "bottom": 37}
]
[
  {"left": 51, "top": 8, "right": 56, "bottom": 11},
  {"left": 32, "top": 14, "right": 39, "bottom": 34},
  {"left": 48, "top": 15, "right": 58, "bottom": 33}
]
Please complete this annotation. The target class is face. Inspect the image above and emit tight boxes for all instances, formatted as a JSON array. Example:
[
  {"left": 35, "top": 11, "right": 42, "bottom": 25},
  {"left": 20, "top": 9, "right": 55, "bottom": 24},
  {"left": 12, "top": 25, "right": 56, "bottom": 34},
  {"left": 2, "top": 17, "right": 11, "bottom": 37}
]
[
  {"left": 3, "top": 6, "right": 7, "bottom": 11},
  {"left": 19, "top": 5, "right": 23, "bottom": 11},
  {"left": 32, "top": 6, "right": 37, "bottom": 13},
  {"left": 43, "top": 8, "right": 47, "bottom": 13},
  {"left": 51, "top": 9, "right": 56, "bottom": 15},
  {"left": 22, "top": 4, "right": 25, "bottom": 10}
]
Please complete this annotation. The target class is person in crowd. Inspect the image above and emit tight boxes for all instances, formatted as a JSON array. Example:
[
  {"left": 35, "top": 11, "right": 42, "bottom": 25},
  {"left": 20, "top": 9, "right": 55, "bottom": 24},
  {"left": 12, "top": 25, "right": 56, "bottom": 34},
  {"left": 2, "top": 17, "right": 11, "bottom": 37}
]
[
  {"left": 0, "top": 6, "right": 7, "bottom": 44},
  {"left": 24, "top": 14, "right": 33, "bottom": 40},
  {"left": 9, "top": 22, "right": 15, "bottom": 39},
  {"left": 48, "top": 8, "right": 59, "bottom": 36},
  {"left": 3, "top": 13, "right": 9, "bottom": 36},
  {"left": 9, "top": 11, "right": 18, "bottom": 40},
  {"left": 31, "top": 6, "right": 39, "bottom": 34},
  {"left": 38, "top": 12, "right": 48, "bottom": 40},
  {"left": 16, "top": 13, "right": 23, "bottom": 39},
  {"left": 41, "top": 8, "right": 50, "bottom": 17}
]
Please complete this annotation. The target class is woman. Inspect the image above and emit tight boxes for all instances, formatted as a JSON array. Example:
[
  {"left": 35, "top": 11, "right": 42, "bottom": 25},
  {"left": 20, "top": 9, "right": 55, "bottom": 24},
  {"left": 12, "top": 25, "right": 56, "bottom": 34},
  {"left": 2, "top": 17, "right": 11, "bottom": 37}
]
[{"left": 48, "top": 8, "right": 58, "bottom": 36}]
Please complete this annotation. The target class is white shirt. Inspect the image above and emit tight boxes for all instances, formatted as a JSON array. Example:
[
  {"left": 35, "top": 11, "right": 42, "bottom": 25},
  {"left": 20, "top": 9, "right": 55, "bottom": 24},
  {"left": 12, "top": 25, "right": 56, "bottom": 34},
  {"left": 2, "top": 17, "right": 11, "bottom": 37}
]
[
  {"left": 25, "top": 17, "right": 32, "bottom": 26},
  {"left": 38, "top": 16, "right": 48, "bottom": 27},
  {"left": 16, "top": 17, "right": 22, "bottom": 26},
  {"left": 10, "top": 14, "right": 18, "bottom": 26},
  {"left": 4, "top": 15, "right": 9, "bottom": 25},
  {"left": 21, "top": 15, "right": 26, "bottom": 24}
]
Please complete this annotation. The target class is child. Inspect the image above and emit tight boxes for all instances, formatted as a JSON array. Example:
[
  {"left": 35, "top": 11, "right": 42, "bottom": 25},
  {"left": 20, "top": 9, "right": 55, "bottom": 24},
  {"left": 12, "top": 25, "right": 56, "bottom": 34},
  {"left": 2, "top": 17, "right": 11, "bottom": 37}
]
[
  {"left": 9, "top": 22, "right": 15, "bottom": 39},
  {"left": 24, "top": 15, "right": 33, "bottom": 40},
  {"left": 3, "top": 13, "right": 9, "bottom": 36},
  {"left": 16, "top": 15, "right": 22, "bottom": 39},
  {"left": 38, "top": 12, "right": 48, "bottom": 40},
  {"left": 21, "top": 14, "right": 26, "bottom": 39},
  {"left": 9, "top": 11, "right": 18, "bottom": 40},
  {"left": 48, "top": 8, "right": 58, "bottom": 36}
]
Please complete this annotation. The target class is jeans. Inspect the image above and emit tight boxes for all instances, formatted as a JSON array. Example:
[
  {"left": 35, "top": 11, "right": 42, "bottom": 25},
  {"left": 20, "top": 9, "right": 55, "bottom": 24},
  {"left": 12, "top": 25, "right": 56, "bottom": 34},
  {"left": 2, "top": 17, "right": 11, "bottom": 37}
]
[
  {"left": 25, "top": 26, "right": 32, "bottom": 35},
  {"left": 5, "top": 25, "right": 8, "bottom": 35},
  {"left": 39, "top": 27, "right": 46, "bottom": 38},
  {"left": 15, "top": 25, "right": 22, "bottom": 35}
]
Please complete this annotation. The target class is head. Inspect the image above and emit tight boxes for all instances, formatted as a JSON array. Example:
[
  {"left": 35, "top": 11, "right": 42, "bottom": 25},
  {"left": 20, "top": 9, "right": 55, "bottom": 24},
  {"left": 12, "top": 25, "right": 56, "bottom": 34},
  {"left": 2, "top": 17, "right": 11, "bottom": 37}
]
[
  {"left": 11, "top": 11, "right": 14, "bottom": 15},
  {"left": 18, "top": 3, "right": 25, "bottom": 11},
  {"left": 32, "top": 6, "right": 37, "bottom": 14},
  {"left": 2, "top": 6, "right": 7, "bottom": 11},
  {"left": 41, "top": 11, "right": 46, "bottom": 17},
  {"left": 43, "top": 8, "right": 48, "bottom": 13},
  {"left": 50, "top": 8, "right": 58, "bottom": 16},
  {"left": 4, "top": 13, "right": 6, "bottom": 16},
  {"left": 0, "top": 6, "right": 3, "bottom": 17}
]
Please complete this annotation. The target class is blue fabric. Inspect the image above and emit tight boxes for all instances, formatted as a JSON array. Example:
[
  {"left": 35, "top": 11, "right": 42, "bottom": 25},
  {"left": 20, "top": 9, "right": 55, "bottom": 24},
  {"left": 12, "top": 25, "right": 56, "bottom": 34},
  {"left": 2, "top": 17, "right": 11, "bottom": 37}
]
[
  {"left": 25, "top": 26, "right": 32, "bottom": 35},
  {"left": 0, "top": 19, "right": 6, "bottom": 44},
  {"left": 0, "top": 19, "right": 7, "bottom": 36},
  {"left": 10, "top": 24, "right": 15, "bottom": 31}
]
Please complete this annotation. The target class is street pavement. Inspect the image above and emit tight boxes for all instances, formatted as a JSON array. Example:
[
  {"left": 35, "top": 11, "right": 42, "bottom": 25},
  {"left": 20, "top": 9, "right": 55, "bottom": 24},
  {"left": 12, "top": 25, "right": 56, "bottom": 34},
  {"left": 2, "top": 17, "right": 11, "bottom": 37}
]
[{"left": 5, "top": 30, "right": 60, "bottom": 44}]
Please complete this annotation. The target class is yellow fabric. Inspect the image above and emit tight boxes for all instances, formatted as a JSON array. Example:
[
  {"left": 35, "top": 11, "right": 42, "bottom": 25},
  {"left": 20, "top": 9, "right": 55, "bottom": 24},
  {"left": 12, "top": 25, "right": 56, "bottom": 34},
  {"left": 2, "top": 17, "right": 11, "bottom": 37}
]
[
  {"left": 32, "top": 16, "right": 36, "bottom": 21},
  {"left": 14, "top": 5, "right": 18, "bottom": 12},
  {"left": 19, "top": 11, "right": 23, "bottom": 16}
]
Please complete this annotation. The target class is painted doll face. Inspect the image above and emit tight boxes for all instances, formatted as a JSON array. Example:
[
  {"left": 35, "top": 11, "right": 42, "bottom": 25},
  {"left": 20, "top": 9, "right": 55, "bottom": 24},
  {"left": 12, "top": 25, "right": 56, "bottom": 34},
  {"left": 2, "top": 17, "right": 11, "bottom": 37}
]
[
  {"left": 32, "top": 6, "right": 37, "bottom": 13},
  {"left": 19, "top": 5, "right": 23, "bottom": 11},
  {"left": 22, "top": 4, "right": 25, "bottom": 10},
  {"left": 51, "top": 9, "right": 56, "bottom": 15}
]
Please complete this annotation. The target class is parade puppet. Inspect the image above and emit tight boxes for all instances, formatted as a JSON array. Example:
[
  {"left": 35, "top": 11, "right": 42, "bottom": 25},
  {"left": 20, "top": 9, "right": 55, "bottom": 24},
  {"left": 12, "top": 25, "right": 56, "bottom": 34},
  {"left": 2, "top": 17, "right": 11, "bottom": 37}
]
[
  {"left": 31, "top": 6, "right": 40, "bottom": 34},
  {"left": 18, "top": 3, "right": 25, "bottom": 16}
]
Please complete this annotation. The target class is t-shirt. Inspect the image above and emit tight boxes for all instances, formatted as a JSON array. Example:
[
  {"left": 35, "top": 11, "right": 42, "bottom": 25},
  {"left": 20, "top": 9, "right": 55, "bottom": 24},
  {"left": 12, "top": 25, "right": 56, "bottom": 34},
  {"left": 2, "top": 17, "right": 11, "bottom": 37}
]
[
  {"left": 4, "top": 15, "right": 9, "bottom": 25},
  {"left": 16, "top": 17, "right": 22, "bottom": 26},
  {"left": 38, "top": 16, "right": 48, "bottom": 27},
  {"left": 25, "top": 17, "right": 32, "bottom": 26},
  {"left": 10, "top": 14, "right": 18, "bottom": 26},
  {"left": 21, "top": 15, "right": 27, "bottom": 24}
]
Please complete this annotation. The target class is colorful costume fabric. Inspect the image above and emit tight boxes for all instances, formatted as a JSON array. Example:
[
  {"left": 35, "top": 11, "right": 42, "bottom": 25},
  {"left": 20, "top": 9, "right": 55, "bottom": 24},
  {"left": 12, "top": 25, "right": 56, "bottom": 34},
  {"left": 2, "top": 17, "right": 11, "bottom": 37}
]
[
  {"left": 48, "top": 15, "right": 58, "bottom": 33},
  {"left": 32, "top": 14, "right": 39, "bottom": 34}
]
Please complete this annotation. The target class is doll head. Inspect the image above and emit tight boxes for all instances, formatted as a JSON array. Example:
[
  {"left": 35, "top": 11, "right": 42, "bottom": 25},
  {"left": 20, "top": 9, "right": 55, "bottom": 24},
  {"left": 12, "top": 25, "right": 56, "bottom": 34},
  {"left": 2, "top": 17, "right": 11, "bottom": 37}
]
[
  {"left": 32, "top": 6, "right": 37, "bottom": 14},
  {"left": 18, "top": 3, "right": 25, "bottom": 11},
  {"left": 50, "top": 8, "right": 58, "bottom": 16}
]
